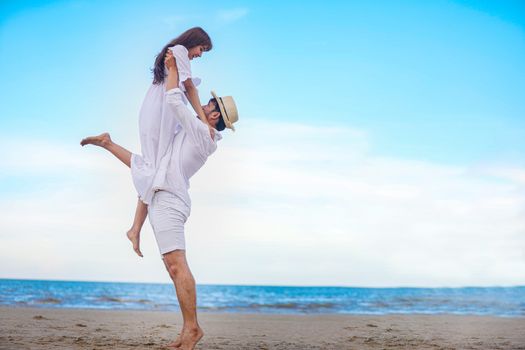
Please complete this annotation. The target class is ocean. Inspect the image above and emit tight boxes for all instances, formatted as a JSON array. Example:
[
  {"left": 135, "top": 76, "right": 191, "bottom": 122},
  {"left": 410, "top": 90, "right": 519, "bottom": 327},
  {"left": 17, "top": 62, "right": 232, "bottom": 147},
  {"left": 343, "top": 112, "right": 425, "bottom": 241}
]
[{"left": 1, "top": 279, "right": 523, "bottom": 317}]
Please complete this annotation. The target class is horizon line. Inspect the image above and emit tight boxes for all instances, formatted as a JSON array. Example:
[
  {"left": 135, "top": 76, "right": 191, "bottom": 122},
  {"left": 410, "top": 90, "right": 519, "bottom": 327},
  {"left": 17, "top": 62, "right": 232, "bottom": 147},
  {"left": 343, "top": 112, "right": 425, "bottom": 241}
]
[{"left": 1, "top": 277, "right": 523, "bottom": 289}]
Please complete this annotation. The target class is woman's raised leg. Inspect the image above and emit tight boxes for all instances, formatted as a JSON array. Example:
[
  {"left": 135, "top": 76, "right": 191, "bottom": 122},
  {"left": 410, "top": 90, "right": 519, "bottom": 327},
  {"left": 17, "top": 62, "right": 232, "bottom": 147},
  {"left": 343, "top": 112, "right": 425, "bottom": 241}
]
[
  {"left": 81, "top": 132, "right": 146, "bottom": 257},
  {"left": 80, "top": 133, "right": 132, "bottom": 168}
]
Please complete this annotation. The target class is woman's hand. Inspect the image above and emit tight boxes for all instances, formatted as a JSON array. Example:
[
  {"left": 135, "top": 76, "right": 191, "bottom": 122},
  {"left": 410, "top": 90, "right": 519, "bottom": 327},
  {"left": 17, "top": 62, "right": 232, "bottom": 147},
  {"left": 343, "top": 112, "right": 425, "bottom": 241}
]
[{"left": 164, "top": 49, "right": 177, "bottom": 70}]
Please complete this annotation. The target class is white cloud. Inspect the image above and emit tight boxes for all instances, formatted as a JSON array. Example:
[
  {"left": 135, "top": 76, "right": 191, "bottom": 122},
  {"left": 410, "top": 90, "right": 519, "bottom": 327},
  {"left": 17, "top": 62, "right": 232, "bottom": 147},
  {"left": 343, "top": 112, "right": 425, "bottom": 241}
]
[
  {"left": 484, "top": 166, "right": 525, "bottom": 185},
  {"left": 217, "top": 8, "right": 249, "bottom": 23},
  {"left": 1, "top": 119, "right": 524, "bottom": 287},
  {"left": 161, "top": 14, "right": 195, "bottom": 30}
]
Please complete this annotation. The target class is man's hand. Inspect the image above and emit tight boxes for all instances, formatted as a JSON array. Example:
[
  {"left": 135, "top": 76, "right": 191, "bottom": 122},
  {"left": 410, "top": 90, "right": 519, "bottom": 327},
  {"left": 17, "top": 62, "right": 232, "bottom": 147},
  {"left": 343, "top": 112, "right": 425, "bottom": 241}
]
[
  {"left": 165, "top": 49, "right": 180, "bottom": 91},
  {"left": 165, "top": 49, "right": 177, "bottom": 70}
]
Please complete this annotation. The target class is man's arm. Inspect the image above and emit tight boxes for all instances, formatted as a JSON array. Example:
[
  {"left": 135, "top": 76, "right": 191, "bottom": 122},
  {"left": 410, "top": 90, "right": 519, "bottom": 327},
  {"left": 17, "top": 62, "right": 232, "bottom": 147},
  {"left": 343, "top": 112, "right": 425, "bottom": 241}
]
[
  {"left": 164, "top": 50, "right": 215, "bottom": 140},
  {"left": 165, "top": 49, "right": 179, "bottom": 91}
]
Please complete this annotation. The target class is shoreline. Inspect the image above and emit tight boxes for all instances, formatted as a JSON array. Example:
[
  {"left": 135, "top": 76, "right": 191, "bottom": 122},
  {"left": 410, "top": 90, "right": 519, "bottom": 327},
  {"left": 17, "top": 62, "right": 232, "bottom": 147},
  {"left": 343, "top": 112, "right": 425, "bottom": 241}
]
[
  {"left": 3, "top": 304, "right": 525, "bottom": 318},
  {"left": 1, "top": 306, "right": 524, "bottom": 349}
]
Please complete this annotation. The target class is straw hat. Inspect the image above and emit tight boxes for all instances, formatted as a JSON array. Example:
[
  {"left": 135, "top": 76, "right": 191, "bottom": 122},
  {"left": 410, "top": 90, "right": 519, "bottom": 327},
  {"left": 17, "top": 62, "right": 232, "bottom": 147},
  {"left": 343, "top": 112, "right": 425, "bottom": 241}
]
[{"left": 211, "top": 91, "right": 239, "bottom": 131}]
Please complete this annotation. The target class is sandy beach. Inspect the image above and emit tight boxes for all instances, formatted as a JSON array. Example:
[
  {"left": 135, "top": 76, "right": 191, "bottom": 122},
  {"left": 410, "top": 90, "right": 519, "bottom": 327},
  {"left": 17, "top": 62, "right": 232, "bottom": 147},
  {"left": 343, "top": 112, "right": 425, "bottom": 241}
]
[{"left": 0, "top": 306, "right": 523, "bottom": 349}]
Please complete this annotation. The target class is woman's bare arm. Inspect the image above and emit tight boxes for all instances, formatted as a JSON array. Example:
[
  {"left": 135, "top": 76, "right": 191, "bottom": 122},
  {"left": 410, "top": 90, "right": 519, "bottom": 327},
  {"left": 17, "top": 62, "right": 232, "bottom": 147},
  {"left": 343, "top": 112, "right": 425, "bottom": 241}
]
[{"left": 183, "top": 79, "right": 209, "bottom": 127}]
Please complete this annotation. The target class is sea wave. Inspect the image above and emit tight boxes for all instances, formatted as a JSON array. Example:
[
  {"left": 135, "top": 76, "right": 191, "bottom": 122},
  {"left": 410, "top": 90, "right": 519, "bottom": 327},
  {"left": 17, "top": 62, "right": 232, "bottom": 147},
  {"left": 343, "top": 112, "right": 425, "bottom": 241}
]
[
  {"left": 96, "top": 295, "right": 152, "bottom": 304},
  {"left": 199, "top": 302, "right": 339, "bottom": 312},
  {"left": 35, "top": 297, "right": 61, "bottom": 304}
]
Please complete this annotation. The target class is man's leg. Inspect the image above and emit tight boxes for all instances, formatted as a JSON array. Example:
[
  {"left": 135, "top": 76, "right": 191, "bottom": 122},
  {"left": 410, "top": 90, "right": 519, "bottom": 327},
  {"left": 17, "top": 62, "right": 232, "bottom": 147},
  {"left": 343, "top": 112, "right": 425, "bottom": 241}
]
[
  {"left": 162, "top": 250, "right": 203, "bottom": 350},
  {"left": 80, "top": 132, "right": 132, "bottom": 168}
]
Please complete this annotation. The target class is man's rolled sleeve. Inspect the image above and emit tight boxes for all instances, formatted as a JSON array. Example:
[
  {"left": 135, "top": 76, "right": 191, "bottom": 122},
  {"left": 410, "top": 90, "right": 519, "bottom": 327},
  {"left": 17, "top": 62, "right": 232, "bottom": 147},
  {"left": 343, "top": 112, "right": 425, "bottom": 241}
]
[
  {"left": 165, "top": 88, "right": 185, "bottom": 106},
  {"left": 164, "top": 88, "right": 216, "bottom": 158}
]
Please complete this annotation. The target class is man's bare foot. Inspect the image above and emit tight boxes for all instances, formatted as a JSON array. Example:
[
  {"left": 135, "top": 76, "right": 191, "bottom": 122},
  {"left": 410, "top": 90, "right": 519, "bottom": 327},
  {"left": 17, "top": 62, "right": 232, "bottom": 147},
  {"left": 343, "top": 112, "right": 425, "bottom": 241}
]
[
  {"left": 126, "top": 228, "right": 143, "bottom": 257},
  {"left": 80, "top": 132, "right": 111, "bottom": 147},
  {"left": 178, "top": 327, "right": 204, "bottom": 350},
  {"left": 165, "top": 333, "right": 182, "bottom": 348}
]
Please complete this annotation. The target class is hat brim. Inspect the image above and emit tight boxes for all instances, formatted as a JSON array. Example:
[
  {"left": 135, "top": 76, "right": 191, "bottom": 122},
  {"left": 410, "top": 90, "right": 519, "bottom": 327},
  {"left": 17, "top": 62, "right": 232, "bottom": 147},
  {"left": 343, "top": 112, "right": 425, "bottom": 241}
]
[{"left": 211, "top": 90, "right": 235, "bottom": 131}]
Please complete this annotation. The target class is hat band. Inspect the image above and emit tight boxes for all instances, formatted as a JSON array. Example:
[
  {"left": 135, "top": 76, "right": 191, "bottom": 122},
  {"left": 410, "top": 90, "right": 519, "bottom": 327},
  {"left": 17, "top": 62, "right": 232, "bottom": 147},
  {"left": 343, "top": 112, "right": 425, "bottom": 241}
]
[{"left": 218, "top": 96, "right": 230, "bottom": 124}]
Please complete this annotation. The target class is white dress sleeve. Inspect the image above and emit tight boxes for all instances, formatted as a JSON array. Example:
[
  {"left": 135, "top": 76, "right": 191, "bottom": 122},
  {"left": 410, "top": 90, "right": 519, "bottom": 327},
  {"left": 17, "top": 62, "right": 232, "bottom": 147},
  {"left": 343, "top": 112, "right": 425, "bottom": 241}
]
[{"left": 169, "top": 45, "right": 192, "bottom": 92}]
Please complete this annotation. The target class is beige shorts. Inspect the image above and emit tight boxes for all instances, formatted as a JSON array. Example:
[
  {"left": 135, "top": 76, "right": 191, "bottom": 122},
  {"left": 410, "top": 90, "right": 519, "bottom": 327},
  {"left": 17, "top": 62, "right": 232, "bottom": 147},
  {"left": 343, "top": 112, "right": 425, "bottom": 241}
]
[{"left": 148, "top": 190, "right": 189, "bottom": 258}]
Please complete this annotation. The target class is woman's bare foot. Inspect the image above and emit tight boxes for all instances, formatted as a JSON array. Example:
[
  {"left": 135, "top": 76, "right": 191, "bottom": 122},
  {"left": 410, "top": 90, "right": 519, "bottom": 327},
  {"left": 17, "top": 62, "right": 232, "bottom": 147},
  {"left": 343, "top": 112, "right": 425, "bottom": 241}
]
[
  {"left": 178, "top": 327, "right": 204, "bottom": 350},
  {"left": 126, "top": 228, "right": 143, "bottom": 257},
  {"left": 80, "top": 132, "right": 111, "bottom": 147}
]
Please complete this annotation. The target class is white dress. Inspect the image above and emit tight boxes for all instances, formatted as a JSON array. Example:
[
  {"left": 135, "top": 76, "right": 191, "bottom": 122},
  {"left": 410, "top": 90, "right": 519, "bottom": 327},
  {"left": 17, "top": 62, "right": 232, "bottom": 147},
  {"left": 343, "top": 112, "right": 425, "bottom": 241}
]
[{"left": 130, "top": 45, "right": 201, "bottom": 205}]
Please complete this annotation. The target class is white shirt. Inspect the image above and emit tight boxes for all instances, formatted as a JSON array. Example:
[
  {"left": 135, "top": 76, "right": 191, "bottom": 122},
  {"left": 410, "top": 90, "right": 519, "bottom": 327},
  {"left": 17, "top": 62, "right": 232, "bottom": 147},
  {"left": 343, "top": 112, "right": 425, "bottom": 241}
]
[
  {"left": 130, "top": 87, "right": 220, "bottom": 208},
  {"left": 130, "top": 45, "right": 201, "bottom": 205},
  {"left": 160, "top": 88, "right": 222, "bottom": 216}
]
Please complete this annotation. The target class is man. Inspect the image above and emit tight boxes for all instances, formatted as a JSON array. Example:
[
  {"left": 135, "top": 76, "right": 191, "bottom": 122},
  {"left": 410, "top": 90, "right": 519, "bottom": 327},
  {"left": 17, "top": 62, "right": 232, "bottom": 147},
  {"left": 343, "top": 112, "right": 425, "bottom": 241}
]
[
  {"left": 151, "top": 51, "right": 239, "bottom": 349},
  {"left": 80, "top": 51, "right": 238, "bottom": 350}
]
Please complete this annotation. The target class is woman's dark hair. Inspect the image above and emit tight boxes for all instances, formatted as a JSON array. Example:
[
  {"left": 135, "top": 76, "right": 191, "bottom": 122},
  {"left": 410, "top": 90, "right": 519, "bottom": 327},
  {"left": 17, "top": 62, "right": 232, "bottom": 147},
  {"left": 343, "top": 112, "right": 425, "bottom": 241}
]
[
  {"left": 152, "top": 27, "right": 212, "bottom": 85},
  {"left": 211, "top": 98, "right": 226, "bottom": 131}
]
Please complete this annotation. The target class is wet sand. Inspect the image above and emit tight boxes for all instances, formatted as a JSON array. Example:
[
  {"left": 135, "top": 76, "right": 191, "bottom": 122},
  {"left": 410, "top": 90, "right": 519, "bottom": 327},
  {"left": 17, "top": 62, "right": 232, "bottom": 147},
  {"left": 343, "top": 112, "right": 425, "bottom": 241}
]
[{"left": 1, "top": 306, "right": 524, "bottom": 349}]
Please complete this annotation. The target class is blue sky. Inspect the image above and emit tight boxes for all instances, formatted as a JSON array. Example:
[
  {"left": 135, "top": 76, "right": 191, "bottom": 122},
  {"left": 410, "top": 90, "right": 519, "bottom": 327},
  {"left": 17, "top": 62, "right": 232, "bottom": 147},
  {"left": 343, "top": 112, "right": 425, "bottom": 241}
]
[
  {"left": 1, "top": 0, "right": 524, "bottom": 286},
  {"left": 2, "top": 0, "right": 524, "bottom": 163}
]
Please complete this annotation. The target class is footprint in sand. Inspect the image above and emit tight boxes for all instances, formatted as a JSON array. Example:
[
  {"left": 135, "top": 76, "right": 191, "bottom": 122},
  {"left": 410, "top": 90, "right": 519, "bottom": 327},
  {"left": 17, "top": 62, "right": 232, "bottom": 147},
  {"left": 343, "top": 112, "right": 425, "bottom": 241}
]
[{"left": 32, "top": 315, "right": 49, "bottom": 320}]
